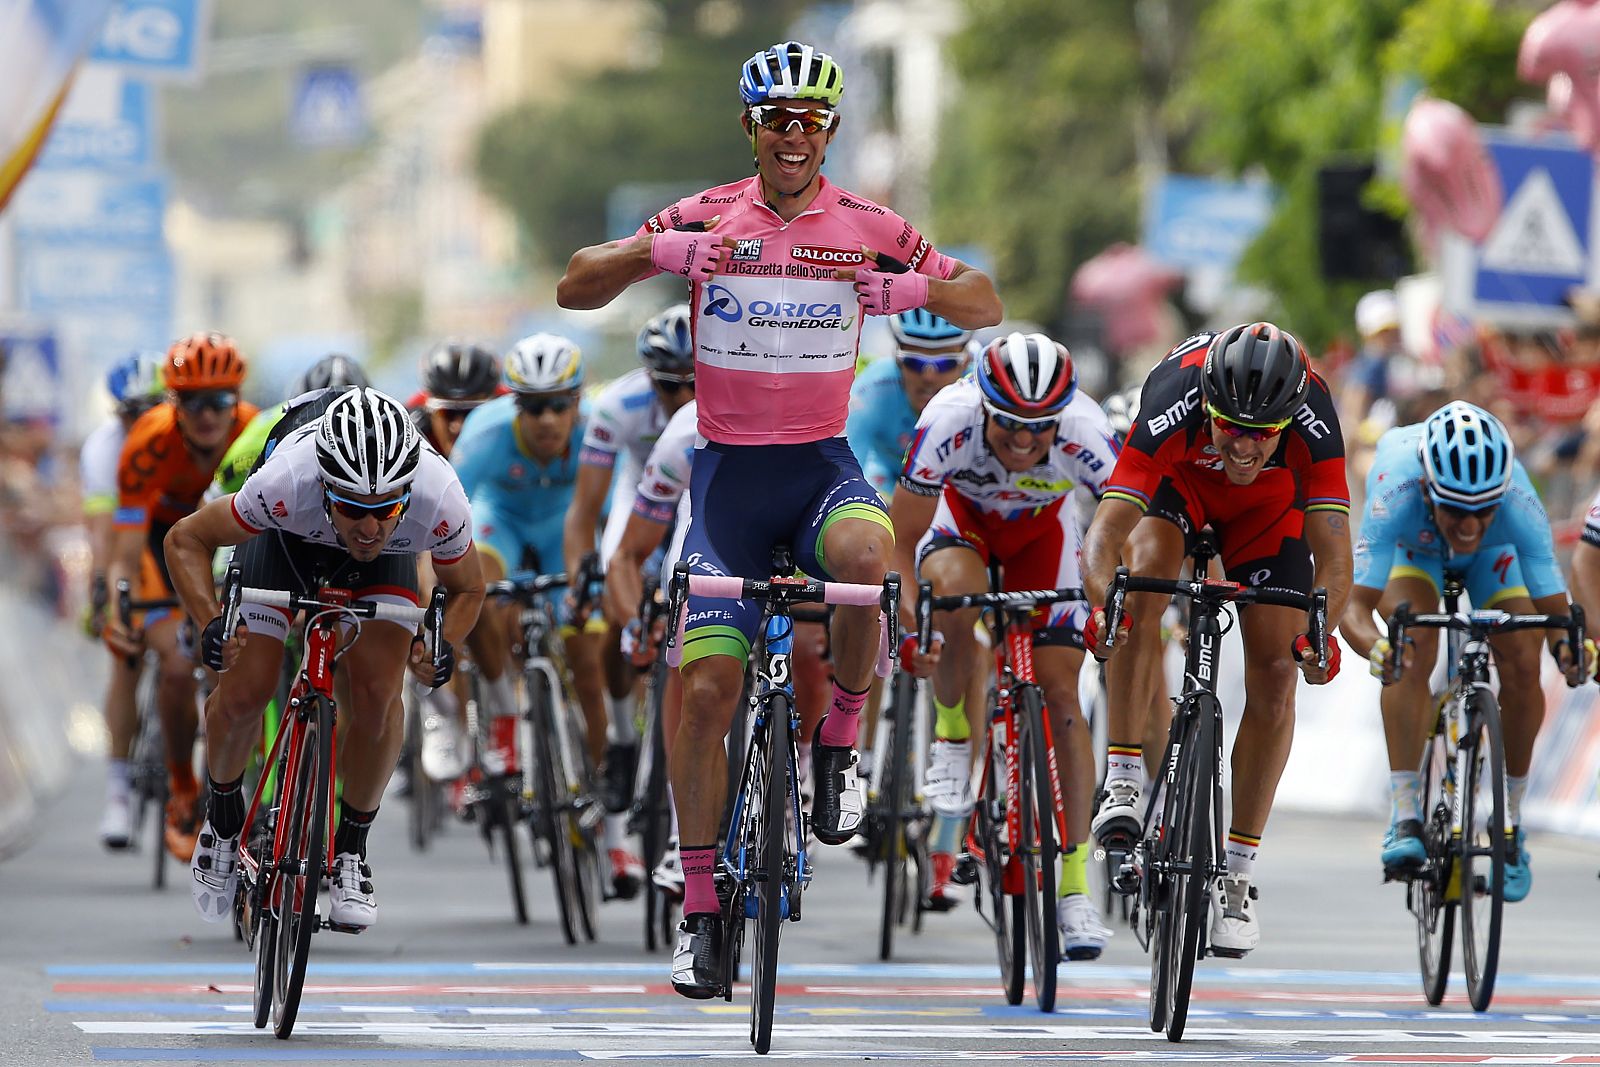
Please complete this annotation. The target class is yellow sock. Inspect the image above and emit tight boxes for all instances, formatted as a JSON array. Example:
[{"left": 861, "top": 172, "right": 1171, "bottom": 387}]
[
  {"left": 1059, "top": 843, "right": 1089, "bottom": 898},
  {"left": 934, "top": 695, "right": 968, "bottom": 741}
]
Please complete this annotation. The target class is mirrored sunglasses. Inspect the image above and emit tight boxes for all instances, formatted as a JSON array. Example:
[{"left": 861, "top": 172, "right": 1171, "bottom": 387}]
[
  {"left": 324, "top": 487, "right": 410, "bottom": 522},
  {"left": 176, "top": 390, "right": 238, "bottom": 414},
  {"left": 1206, "top": 404, "right": 1289, "bottom": 441},
  {"left": 897, "top": 352, "right": 966, "bottom": 374},
  {"left": 747, "top": 105, "right": 838, "bottom": 135}
]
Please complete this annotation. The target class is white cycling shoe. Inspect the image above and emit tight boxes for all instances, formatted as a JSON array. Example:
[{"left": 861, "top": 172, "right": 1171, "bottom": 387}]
[
  {"left": 653, "top": 839, "right": 685, "bottom": 900},
  {"left": 330, "top": 852, "right": 377, "bottom": 928},
  {"left": 1208, "top": 873, "right": 1259, "bottom": 957},
  {"left": 1057, "top": 893, "right": 1113, "bottom": 960},
  {"left": 100, "top": 792, "right": 132, "bottom": 850},
  {"left": 924, "top": 739, "right": 972, "bottom": 818},
  {"left": 1090, "top": 779, "right": 1142, "bottom": 843},
  {"left": 420, "top": 714, "right": 468, "bottom": 782},
  {"left": 190, "top": 819, "right": 240, "bottom": 924}
]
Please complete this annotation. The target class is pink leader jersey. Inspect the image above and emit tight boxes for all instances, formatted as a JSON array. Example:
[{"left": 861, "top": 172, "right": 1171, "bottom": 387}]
[{"left": 635, "top": 175, "right": 957, "bottom": 446}]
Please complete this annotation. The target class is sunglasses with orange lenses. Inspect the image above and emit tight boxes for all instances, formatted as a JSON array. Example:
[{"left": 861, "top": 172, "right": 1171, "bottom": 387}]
[
  {"left": 324, "top": 487, "right": 410, "bottom": 522},
  {"left": 1207, "top": 404, "right": 1290, "bottom": 441}
]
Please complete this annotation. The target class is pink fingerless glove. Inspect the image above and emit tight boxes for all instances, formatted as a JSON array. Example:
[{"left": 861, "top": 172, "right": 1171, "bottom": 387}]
[
  {"left": 649, "top": 229, "right": 724, "bottom": 280},
  {"left": 851, "top": 267, "right": 930, "bottom": 316}
]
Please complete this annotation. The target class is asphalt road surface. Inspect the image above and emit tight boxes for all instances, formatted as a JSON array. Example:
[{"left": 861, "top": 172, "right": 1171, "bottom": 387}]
[{"left": 8, "top": 761, "right": 1600, "bottom": 1065}]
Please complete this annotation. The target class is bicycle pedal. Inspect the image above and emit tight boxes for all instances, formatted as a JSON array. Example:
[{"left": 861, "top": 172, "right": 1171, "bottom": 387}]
[
  {"left": 1210, "top": 945, "right": 1247, "bottom": 960},
  {"left": 325, "top": 920, "right": 366, "bottom": 935},
  {"left": 950, "top": 853, "right": 979, "bottom": 886}
]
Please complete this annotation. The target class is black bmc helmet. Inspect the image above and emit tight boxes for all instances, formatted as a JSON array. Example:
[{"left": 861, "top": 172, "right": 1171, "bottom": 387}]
[
  {"left": 422, "top": 340, "right": 500, "bottom": 402},
  {"left": 1200, "top": 322, "right": 1310, "bottom": 426}
]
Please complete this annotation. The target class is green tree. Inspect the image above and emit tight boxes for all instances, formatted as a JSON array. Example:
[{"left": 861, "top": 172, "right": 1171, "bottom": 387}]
[
  {"left": 475, "top": 1, "right": 802, "bottom": 273},
  {"left": 1180, "top": 0, "right": 1533, "bottom": 347},
  {"left": 932, "top": 0, "right": 1210, "bottom": 329}
]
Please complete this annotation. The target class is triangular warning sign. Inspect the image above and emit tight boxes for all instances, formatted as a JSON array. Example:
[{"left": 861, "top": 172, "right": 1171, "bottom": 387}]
[{"left": 1480, "top": 167, "right": 1586, "bottom": 276}]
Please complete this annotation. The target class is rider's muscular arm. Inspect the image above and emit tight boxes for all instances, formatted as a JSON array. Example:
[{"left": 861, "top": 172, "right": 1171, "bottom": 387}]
[
  {"left": 1572, "top": 542, "right": 1600, "bottom": 626},
  {"left": 888, "top": 488, "right": 938, "bottom": 631},
  {"left": 562, "top": 463, "right": 612, "bottom": 582},
  {"left": 556, "top": 237, "right": 655, "bottom": 311},
  {"left": 1304, "top": 510, "right": 1356, "bottom": 627},
  {"left": 923, "top": 262, "right": 1003, "bottom": 332},
  {"left": 1081, "top": 497, "right": 1144, "bottom": 607},
  {"left": 433, "top": 541, "right": 487, "bottom": 648},
  {"left": 164, "top": 495, "right": 260, "bottom": 625},
  {"left": 1338, "top": 583, "right": 1386, "bottom": 662},
  {"left": 604, "top": 511, "right": 669, "bottom": 629}
]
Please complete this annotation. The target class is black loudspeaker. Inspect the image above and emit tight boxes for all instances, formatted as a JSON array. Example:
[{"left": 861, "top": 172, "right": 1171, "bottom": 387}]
[{"left": 1317, "top": 162, "right": 1411, "bottom": 282}]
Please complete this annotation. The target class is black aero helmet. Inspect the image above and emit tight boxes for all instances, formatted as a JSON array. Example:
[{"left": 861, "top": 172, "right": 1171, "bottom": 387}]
[
  {"left": 422, "top": 340, "right": 500, "bottom": 401},
  {"left": 1200, "top": 322, "right": 1310, "bottom": 426},
  {"left": 289, "top": 353, "right": 368, "bottom": 399}
]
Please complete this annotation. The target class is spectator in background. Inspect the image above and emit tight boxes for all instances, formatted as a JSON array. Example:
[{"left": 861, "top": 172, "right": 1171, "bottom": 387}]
[{"left": 1343, "top": 290, "right": 1435, "bottom": 440}]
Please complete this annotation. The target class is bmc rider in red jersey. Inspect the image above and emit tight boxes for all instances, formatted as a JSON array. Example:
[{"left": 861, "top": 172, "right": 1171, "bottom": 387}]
[
  {"left": 555, "top": 41, "right": 1001, "bottom": 998},
  {"left": 1079, "top": 323, "right": 1353, "bottom": 957}
]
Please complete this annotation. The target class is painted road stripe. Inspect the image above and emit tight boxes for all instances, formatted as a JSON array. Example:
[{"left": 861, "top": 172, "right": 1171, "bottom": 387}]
[
  {"left": 47, "top": 962, "right": 1600, "bottom": 989},
  {"left": 68, "top": 1021, "right": 1600, "bottom": 1042},
  {"left": 47, "top": 1000, "right": 1600, "bottom": 1025},
  {"left": 48, "top": 979, "right": 1600, "bottom": 1010},
  {"left": 83, "top": 1052, "right": 1600, "bottom": 1064}
]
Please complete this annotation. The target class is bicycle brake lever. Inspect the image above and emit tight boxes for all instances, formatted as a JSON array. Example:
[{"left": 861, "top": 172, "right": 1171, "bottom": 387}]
[
  {"left": 1310, "top": 588, "right": 1329, "bottom": 671},
  {"left": 917, "top": 581, "right": 934, "bottom": 655},
  {"left": 1103, "top": 567, "right": 1130, "bottom": 652}
]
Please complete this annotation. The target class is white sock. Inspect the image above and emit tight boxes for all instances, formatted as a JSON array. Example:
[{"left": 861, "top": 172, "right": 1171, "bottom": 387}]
[
  {"left": 1106, "top": 745, "right": 1143, "bottom": 786},
  {"left": 106, "top": 758, "right": 129, "bottom": 795},
  {"left": 1224, "top": 831, "right": 1259, "bottom": 880},
  {"left": 603, "top": 812, "right": 628, "bottom": 851},
  {"left": 1389, "top": 770, "right": 1422, "bottom": 824},
  {"left": 1507, "top": 774, "right": 1528, "bottom": 828},
  {"left": 485, "top": 672, "right": 517, "bottom": 719},
  {"left": 607, "top": 691, "right": 639, "bottom": 745}
]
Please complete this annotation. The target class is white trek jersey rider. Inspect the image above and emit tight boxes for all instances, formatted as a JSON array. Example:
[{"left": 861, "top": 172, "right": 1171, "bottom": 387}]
[
  {"left": 229, "top": 424, "right": 473, "bottom": 634},
  {"left": 582, "top": 367, "right": 670, "bottom": 566}
]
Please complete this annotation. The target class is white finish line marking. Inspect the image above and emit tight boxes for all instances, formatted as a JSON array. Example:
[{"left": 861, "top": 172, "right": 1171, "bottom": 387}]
[{"left": 70, "top": 1021, "right": 1600, "bottom": 1043}]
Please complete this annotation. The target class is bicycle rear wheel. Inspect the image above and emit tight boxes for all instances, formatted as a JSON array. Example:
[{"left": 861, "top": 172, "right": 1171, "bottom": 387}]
[
  {"left": 750, "top": 696, "right": 789, "bottom": 1056},
  {"left": 978, "top": 721, "right": 1024, "bottom": 1006},
  {"left": 1019, "top": 686, "right": 1060, "bottom": 1013},
  {"left": 1413, "top": 716, "right": 1454, "bottom": 1006},
  {"left": 1459, "top": 690, "right": 1507, "bottom": 1013},
  {"left": 637, "top": 657, "right": 673, "bottom": 952},
  {"left": 272, "top": 698, "right": 330, "bottom": 1039}
]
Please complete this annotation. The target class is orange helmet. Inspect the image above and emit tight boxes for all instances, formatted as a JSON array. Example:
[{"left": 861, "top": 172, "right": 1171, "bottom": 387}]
[{"left": 165, "top": 332, "right": 246, "bottom": 392}]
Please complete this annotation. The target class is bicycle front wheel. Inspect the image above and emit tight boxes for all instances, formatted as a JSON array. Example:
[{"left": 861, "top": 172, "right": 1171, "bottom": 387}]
[
  {"left": 1459, "top": 690, "right": 1507, "bottom": 1012},
  {"left": 272, "top": 698, "right": 331, "bottom": 1039},
  {"left": 877, "top": 674, "right": 913, "bottom": 961},
  {"left": 1019, "top": 686, "right": 1060, "bottom": 1013},
  {"left": 1413, "top": 713, "right": 1454, "bottom": 1006},
  {"left": 750, "top": 697, "right": 790, "bottom": 1056},
  {"left": 976, "top": 718, "right": 1025, "bottom": 1005},
  {"left": 1159, "top": 695, "right": 1215, "bottom": 1043}
]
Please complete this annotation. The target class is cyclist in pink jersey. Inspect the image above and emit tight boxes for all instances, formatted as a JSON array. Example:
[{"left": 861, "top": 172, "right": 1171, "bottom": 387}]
[{"left": 557, "top": 41, "right": 1001, "bottom": 998}]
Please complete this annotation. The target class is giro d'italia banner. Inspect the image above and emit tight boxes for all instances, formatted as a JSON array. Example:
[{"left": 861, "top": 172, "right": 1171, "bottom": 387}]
[{"left": 0, "top": 0, "right": 119, "bottom": 213}]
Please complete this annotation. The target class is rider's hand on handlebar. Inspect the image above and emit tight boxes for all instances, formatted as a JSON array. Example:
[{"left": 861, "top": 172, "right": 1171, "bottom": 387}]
[
  {"left": 1082, "top": 606, "right": 1132, "bottom": 662},
  {"left": 898, "top": 631, "right": 942, "bottom": 678},
  {"left": 103, "top": 617, "right": 141, "bottom": 658},
  {"left": 1292, "top": 632, "right": 1341, "bottom": 685},
  {"left": 409, "top": 636, "right": 454, "bottom": 688},
  {"left": 1552, "top": 636, "right": 1598, "bottom": 687},
  {"left": 201, "top": 614, "right": 249, "bottom": 672},
  {"left": 1367, "top": 635, "right": 1414, "bottom": 686}
]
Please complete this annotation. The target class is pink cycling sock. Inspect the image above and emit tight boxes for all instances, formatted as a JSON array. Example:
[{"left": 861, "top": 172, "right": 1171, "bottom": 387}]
[
  {"left": 818, "top": 682, "right": 870, "bottom": 748},
  {"left": 681, "top": 844, "right": 719, "bottom": 916}
]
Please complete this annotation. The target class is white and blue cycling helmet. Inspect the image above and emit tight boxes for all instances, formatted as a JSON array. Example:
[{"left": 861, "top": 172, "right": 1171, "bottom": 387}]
[
  {"left": 1420, "top": 400, "right": 1513, "bottom": 511},
  {"left": 106, "top": 350, "right": 165, "bottom": 415},
  {"left": 739, "top": 41, "right": 844, "bottom": 106},
  {"left": 890, "top": 309, "right": 973, "bottom": 352}
]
